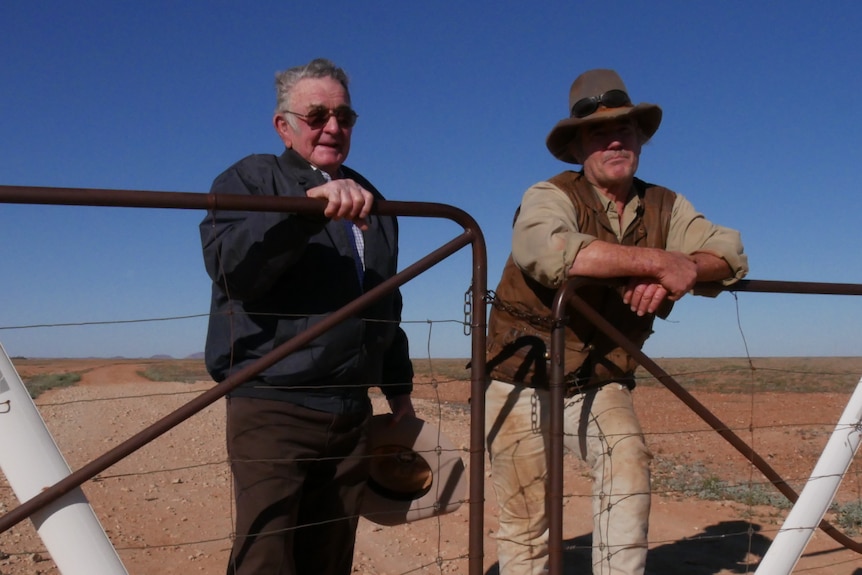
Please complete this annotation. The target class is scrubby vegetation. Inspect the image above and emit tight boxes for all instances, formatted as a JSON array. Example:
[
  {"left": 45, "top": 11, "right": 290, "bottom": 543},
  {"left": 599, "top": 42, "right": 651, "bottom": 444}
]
[
  {"left": 634, "top": 357, "right": 862, "bottom": 393},
  {"left": 652, "top": 457, "right": 862, "bottom": 534},
  {"left": 137, "top": 359, "right": 211, "bottom": 383},
  {"left": 24, "top": 372, "right": 81, "bottom": 399}
]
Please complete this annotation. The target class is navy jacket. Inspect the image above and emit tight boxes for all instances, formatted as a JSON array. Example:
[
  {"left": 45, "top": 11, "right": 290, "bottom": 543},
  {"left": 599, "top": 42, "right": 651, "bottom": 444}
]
[{"left": 200, "top": 148, "right": 413, "bottom": 411}]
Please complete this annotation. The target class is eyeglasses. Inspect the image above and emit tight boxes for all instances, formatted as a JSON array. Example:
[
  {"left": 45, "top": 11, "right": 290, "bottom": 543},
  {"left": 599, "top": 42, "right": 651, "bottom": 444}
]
[
  {"left": 283, "top": 105, "right": 358, "bottom": 129},
  {"left": 570, "top": 89, "right": 631, "bottom": 118}
]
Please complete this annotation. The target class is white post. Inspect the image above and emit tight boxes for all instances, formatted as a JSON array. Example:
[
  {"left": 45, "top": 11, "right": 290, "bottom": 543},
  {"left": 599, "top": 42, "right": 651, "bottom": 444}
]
[
  {"left": 755, "top": 375, "right": 862, "bottom": 574},
  {"left": 0, "top": 344, "right": 128, "bottom": 574}
]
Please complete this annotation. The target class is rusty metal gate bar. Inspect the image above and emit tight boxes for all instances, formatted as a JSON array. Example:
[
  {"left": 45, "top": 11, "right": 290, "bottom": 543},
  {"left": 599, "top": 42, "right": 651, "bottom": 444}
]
[
  {"left": 546, "top": 278, "right": 862, "bottom": 575},
  {"left": 0, "top": 185, "right": 489, "bottom": 575}
]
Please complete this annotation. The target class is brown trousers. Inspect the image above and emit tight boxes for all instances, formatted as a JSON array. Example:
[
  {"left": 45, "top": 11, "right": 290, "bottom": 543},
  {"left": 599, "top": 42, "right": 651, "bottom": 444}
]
[{"left": 225, "top": 396, "right": 371, "bottom": 575}]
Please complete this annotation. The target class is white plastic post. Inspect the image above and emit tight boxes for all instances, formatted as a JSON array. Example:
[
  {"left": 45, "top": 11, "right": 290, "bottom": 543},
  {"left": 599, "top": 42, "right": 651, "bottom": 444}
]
[
  {"left": 754, "top": 375, "right": 862, "bottom": 574},
  {"left": 0, "top": 343, "right": 128, "bottom": 574}
]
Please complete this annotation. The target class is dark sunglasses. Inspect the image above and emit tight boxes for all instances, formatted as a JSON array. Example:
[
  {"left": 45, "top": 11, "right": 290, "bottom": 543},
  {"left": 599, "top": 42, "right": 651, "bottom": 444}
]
[
  {"left": 570, "top": 89, "right": 631, "bottom": 118},
  {"left": 285, "top": 105, "right": 358, "bottom": 129}
]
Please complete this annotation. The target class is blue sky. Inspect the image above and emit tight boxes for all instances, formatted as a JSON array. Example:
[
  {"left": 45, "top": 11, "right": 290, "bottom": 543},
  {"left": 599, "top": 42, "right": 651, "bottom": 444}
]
[{"left": 1, "top": 1, "right": 861, "bottom": 359}]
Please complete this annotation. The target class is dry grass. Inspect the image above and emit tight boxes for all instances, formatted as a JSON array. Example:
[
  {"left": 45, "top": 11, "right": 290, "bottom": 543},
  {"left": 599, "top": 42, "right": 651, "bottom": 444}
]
[
  {"left": 17, "top": 356, "right": 862, "bottom": 395},
  {"left": 634, "top": 356, "right": 862, "bottom": 393}
]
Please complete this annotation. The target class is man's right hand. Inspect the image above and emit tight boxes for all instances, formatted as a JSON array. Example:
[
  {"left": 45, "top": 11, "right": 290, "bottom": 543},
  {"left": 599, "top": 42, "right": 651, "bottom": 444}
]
[{"left": 623, "top": 278, "right": 670, "bottom": 316}]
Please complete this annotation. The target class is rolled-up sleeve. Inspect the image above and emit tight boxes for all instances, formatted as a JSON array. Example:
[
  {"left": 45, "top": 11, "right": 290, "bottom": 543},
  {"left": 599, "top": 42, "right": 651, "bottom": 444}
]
[
  {"left": 511, "top": 181, "right": 595, "bottom": 288},
  {"left": 667, "top": 193, "right": 749, "bottom": 285}
]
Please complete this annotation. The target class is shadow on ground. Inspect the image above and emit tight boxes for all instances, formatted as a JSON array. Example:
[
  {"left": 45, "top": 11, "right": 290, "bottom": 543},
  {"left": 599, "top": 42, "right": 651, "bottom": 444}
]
[{"left": 485, "top": 521, "right": 777, "bottom": 574}]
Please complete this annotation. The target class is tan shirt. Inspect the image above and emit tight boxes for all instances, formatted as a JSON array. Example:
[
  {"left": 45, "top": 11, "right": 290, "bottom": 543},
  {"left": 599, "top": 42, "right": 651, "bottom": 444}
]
[{"left": 511, "top": 179, "right": 749, "bottom": 290}]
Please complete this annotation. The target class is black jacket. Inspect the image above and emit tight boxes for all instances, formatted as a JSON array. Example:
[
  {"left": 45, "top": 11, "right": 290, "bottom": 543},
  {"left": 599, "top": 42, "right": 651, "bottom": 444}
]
[{"left": 200, "top": 148, "right": 413, "bottom": 410}]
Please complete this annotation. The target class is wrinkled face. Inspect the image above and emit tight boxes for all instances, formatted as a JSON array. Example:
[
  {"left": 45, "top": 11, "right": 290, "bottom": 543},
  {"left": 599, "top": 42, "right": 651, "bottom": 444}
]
[
  {"left": 576, "top": 118, "right": 642, "bottom": 188},
  {"left": 274, "top": 76, "right": 352, "bottom": 175}
]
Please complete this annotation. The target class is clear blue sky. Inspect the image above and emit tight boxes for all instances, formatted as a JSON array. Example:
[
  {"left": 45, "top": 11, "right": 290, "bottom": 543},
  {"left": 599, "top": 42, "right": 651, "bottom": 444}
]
[{"left": 1, "top": 1, "right": 861, "bottom": 359}]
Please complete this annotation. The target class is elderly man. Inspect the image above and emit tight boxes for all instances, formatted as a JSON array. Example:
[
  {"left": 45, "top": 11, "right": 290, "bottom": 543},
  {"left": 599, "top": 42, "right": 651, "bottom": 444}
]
[
  {"left": 200, "top": 58, "right": 415, "bottom": 575},
  {"left": 485, "top": 69, "right": 748, "bottom": 575}
]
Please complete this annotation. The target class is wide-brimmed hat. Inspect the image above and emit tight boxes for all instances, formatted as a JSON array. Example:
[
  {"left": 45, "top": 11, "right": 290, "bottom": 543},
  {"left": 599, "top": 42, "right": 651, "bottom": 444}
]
[
  {"left": 546, "top": 69, "right": 662, "bottom": 164},
  {"left": 360, "top": 414, "right": 467, "bottom": 526}
]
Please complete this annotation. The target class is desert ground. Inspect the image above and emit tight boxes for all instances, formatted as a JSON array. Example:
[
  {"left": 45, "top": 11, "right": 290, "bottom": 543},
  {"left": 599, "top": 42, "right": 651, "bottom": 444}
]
[{"left": 1, "top": 357, "right": 861, "bottom": 574}]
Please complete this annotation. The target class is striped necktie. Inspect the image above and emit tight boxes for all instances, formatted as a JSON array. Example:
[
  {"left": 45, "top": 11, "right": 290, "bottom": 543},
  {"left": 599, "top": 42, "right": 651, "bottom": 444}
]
[{"left": 343, "top": 219, "right": 365, "bottom": 286}]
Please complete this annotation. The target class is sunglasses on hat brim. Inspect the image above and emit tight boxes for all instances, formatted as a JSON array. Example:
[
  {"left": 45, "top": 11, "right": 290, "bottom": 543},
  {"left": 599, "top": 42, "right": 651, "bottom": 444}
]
[{"left": 570, "top": 89, "right": 631, "bottom": 119}]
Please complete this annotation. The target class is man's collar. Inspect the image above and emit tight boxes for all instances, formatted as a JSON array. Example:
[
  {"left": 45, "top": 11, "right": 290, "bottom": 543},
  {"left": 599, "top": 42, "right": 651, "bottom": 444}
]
[
  {"left": 279, "top": 147, "right": 346, "bottom": 183},
  {"left": 278, "top": 148, "right": 327, "bottom": 186},
  {"left": 585, "top": 178, "right": 638, "bottom": 209}
]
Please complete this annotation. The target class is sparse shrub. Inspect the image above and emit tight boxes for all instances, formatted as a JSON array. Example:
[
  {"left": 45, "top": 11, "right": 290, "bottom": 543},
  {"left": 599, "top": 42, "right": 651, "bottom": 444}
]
[
  {"left": 652, "top": 457, "right": 791, "bottom": 508},
  {"left": 24, "top": 373, "right": 81, "bottom": 399},
  {"left": 832, "top": 500, "right": 862, "bottom": 535},
  {"left": 137, "top": 360, "right": 211, "bottom": 383}
]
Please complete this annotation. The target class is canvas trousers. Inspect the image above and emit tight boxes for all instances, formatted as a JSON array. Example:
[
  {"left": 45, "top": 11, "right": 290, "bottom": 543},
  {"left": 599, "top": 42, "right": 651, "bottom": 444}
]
[
  {"left": 485, "top": 379, "right": 652, "bottom": 575},
  {"left": 225, "top": 396, "right": 370, "bottom": 575}
]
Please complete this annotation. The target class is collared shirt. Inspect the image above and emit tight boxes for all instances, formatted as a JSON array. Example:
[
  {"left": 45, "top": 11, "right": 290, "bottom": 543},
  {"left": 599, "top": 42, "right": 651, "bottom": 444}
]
[
  {"left": 511, "top": 179, "right": 749, "bottom": 290},
  {"left": 201, "top": 148, "right": 413, "bottom": 405},
  {"left": 319, "top": 168, "right": 366, "bottom": 271}
]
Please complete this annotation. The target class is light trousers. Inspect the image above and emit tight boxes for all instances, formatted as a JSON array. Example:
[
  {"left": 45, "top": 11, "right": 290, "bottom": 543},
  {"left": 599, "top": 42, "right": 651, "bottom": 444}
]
[{"left": 485, "top": 379, "right": 652, "bottom": 575}]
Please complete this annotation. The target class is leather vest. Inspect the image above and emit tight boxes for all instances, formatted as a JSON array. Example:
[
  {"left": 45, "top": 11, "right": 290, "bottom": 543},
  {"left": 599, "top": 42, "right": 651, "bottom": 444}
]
[{"left": 486, "top": 171, "right": 676, "bottom": 392}]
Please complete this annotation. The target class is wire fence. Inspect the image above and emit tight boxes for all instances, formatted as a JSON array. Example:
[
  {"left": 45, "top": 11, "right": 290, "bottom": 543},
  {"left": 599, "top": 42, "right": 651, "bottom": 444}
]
[
  {"left": 1, "top": 186, "right": 861, "bottom": 574},
  {"left": 1, "top": 319, "right": 861, "bottom": 574}
]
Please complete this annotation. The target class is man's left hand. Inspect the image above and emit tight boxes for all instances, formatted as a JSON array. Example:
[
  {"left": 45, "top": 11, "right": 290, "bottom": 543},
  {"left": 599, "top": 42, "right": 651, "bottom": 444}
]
[
  {"left": 387, "top": 394, "right": 416, "bottom": 423},
  {"left": 623, "top": 278, "right": 671, "bottom": 316}
]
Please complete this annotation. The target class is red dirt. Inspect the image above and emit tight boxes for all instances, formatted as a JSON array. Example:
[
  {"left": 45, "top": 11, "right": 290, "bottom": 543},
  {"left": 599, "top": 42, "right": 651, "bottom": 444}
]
[{"left": 0, "top": 360, "right": 860, "bottom": 574}]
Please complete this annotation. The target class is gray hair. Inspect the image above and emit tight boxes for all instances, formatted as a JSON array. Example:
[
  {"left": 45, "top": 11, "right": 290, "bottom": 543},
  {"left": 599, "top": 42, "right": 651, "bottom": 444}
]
[{"left": 274, "top": 58, "right": 351, "bottom": 128}]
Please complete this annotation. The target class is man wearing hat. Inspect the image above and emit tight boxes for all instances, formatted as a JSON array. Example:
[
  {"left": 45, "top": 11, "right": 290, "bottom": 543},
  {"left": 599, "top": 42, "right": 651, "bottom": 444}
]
[{"left": 484, "top": 69, "right": 748, "bottom": 574}]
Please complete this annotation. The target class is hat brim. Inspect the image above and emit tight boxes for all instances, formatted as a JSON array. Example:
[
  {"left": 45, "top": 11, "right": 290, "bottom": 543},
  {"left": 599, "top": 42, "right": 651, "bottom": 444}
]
[
  {"left": 546, "top": 103, "right": 662, "bottom": 164},
  {"left": 360, "top": 414, "right": 467, "bottom": 526}
]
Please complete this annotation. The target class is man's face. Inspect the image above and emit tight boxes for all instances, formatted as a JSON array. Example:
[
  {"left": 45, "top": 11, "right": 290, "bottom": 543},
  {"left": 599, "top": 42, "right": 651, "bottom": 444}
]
[
  {"left": 274, "top": 76, "right": 352, "bottom": 175},
  {"left": 577, "top": 118, "right": 642, "bottom": 188}
]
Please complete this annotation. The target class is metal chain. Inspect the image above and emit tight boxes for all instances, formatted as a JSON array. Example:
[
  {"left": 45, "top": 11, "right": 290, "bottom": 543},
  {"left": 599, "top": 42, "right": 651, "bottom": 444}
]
[
  {"left": 463, "top": 284, "right": 473, "bottom": 336},
  {"left": 484, "top": 290, "right": 559, "bottom": 330},
  {"left": 530, "top": 389, "right": 540, "bottom": 433},
  {"left": 464, "top": 285, "right": 559, "bottom": 335}
]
